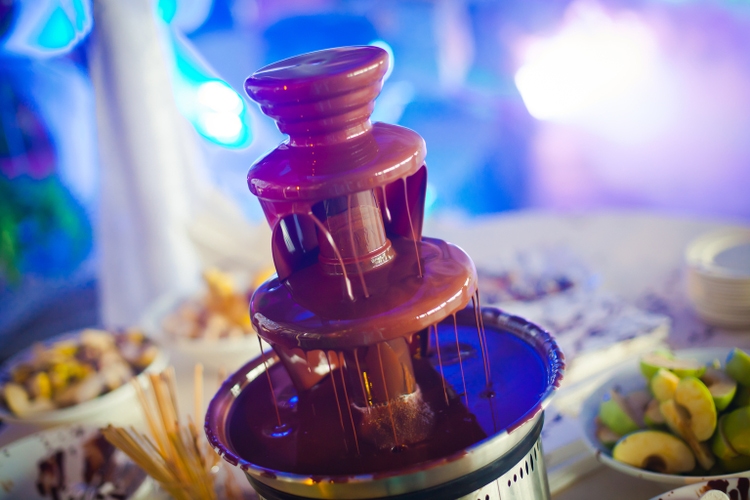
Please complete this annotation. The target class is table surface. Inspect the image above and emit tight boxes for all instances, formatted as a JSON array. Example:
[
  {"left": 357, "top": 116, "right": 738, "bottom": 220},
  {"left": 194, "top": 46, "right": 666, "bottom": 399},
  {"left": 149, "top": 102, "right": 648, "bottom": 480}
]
[{"left": 2, "top": 210, "right": 749, "bottom": 500}]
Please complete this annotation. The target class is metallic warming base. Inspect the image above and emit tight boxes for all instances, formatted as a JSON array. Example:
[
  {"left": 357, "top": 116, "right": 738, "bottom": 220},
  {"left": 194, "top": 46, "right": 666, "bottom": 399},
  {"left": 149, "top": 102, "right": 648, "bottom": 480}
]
[{"left": 247, "top": 415, "right": 550, "bottom": 500}]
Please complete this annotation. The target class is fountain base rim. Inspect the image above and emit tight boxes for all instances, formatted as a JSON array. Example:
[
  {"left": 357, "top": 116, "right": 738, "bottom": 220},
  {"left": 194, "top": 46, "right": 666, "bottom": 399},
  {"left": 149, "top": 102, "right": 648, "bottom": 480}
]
[{"left": 246, "top": 414, "right": 544, "bottom": 500}]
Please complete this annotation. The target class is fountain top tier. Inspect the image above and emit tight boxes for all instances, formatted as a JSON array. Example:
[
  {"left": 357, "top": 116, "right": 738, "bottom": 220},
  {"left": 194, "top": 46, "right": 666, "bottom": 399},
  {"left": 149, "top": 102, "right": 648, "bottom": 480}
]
[
  {"left": 246, "top": 45, "right": 390, "bottom": 148},
  {"left": 244, "top": 46, "right": 426, "bottom": 205},
  {"left": 244, "top": 45, "right": 474, "bottom": 298}
]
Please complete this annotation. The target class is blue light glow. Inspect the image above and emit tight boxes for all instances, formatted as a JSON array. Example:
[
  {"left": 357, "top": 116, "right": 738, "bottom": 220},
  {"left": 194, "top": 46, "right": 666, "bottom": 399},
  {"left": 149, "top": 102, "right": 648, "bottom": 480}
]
[
  {"left": 425, "top": 183, "right": 438, "bottom": 217},
  {"left": 72, "top": 0, "right": 87, "bottom": 31},
  {"left": 369, "top": 40, "right": 395, "bottom": 81},
  {"left": 169, "top": 33, "right": 253, "bottom": 148},
  {"left": 158, "top": 0, "right": 178, "bottom": 23},
  {"left": 35, "top": 6, "right": 76, "bottom": 50}
]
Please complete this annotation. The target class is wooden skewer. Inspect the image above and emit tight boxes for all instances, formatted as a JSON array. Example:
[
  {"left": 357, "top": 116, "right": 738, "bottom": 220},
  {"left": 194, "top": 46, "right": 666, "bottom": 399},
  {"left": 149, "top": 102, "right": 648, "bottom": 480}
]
[
  {"left": 103, "top": 366, "right": 223, "bottom": 500},
  {"left": 165, "top": 367, "right": 181, "bottom": 425},
  {"left": 195, "top": 363, "right": 204, "bottom": 427}
]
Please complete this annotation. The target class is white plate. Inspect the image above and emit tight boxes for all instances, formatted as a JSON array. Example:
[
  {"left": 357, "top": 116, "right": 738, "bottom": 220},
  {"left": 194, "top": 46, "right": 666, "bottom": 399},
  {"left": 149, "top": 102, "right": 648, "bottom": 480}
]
[
  {"left": 686, "top": 229, "right": 750, "bottom": 279},
  {"left": 649, "top": 477, "right": 750, "bottom": 499},
  {"left": 0, "top": 425, "right": 155, "bottom": 499},
  {"left": 0, "top": 331, "right": 168, "bottom": 428},
  {"left": 580, "top": 347, "right": 750, "bottom": 485}
]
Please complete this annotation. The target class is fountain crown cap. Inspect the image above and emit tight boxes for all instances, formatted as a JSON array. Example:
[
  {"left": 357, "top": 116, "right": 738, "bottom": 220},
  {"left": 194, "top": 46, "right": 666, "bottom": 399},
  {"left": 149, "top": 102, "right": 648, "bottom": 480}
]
[{"left": 245, "top": 46, "right": 388, "bottom": 146}]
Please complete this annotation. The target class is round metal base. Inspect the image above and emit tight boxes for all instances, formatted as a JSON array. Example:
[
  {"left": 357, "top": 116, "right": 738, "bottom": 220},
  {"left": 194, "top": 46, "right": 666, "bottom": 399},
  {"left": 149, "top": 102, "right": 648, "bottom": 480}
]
[
  {"left": 206, "top": 307, "right": 563, "bottom": 500},
  {"left": 248, "top": 415, "right": 549, "bottom": 500}
]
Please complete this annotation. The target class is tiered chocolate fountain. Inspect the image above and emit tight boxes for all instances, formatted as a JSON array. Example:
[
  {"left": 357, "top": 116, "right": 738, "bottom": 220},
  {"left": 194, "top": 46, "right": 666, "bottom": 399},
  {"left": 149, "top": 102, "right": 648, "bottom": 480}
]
[{"left": 206, "top": 46, "right": 564, "bottom": 500}]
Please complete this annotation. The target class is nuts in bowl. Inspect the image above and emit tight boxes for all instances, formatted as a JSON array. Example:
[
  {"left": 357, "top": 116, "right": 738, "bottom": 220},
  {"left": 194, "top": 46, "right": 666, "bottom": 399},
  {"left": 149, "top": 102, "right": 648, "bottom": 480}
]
[
  {"left": 0, "top": 329, "right": 167, "bottom": 427},
  {"left": 161, "top": 268, "right": 256, "bottom": 341},
  {"left": 145, "top": 268, "right": 273, "bottom": 372}
]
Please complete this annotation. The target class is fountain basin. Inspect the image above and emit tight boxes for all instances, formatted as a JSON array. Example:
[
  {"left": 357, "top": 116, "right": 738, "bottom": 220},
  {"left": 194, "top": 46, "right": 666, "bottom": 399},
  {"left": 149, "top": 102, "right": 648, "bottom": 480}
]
[{"left": 205, "top": 307, "right": 564, "bottom": 499}]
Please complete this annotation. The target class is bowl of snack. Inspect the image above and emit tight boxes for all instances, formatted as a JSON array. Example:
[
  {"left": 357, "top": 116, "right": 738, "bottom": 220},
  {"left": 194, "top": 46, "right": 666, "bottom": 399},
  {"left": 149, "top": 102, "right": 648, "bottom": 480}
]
[
  {"left": 143, "top": 268, "right": 271, "bottom": 372},
  {"left": 581, "top": 347, "right": 750, "bottom": 485},
  {"left": 0, "top": 425, "right": 156, "bottom": 499},
  {"left": 0, "top": 328, "right": 168, "bottom": 427}
]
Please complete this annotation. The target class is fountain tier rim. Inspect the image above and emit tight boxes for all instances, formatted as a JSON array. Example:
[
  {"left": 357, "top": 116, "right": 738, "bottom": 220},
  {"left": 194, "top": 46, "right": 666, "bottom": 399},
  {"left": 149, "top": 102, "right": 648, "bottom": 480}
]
[
  {"left": 245, "top": 46, "right": 388, "bottom": 105},
  {"left": 250, "top": 238, "right": 477, "bottom": 351},
  {"left": 247, "top": 123, "right": 425, "bottom": 202}
]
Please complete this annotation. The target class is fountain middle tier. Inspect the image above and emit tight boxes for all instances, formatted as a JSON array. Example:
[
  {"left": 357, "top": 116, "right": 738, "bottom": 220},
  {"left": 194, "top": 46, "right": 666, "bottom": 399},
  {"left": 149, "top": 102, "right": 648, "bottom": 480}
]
[
  {"left": 252, "top": 235, "right": 478, "bottom": 422},
  {"left": 251, "top": 237, "right": 477, "bottom": 351}
]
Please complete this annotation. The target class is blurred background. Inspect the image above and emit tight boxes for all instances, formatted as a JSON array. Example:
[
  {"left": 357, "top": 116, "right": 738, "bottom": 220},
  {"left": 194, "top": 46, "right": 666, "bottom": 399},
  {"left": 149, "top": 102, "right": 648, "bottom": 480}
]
[{"left": 1, "top": 0, "right": 749, "bottom": 357}]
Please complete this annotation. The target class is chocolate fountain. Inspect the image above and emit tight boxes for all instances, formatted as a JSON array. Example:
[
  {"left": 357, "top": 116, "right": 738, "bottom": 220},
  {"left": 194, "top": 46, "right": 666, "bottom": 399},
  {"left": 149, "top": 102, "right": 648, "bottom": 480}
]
[{"left": 206, "top": 46, "right": 564, "bottom": 500}]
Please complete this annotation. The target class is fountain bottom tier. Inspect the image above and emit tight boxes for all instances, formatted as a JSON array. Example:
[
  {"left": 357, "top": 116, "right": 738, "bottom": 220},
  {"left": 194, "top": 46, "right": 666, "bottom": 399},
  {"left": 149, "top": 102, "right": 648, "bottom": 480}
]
[{"left": 206, "top": 308, "right": 564, "bottom": 500}]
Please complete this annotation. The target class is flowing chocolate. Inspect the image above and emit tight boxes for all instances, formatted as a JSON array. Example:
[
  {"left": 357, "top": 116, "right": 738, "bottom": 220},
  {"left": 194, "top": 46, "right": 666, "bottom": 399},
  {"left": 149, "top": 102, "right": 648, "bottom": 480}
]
[{"left": 245, "top": 47, "right": 479, "bottom": 449}]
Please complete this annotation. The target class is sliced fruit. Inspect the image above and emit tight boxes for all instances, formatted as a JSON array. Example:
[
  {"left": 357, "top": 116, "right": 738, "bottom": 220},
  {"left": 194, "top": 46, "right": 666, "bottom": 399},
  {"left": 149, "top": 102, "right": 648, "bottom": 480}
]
[
  {"left": 712, "top": 415, "right": 740, "bottom": 461},
  {"left": 720, "top": 454, "right": 750, "bottom": 473},
  {"left": 651, "top": 369, "right": 680, "bottom": 402},
  {"left": 595, "top": 417, "right": 622, "bottom": 447},
  {"left": 726, "top": 348, "right": 750, "bottom": 386},
  {"left": 26, "top": 397, "right": 54, "bottom": 415},
  {"left": 692, "top": 441, "right": 715, "bottom": 471},
  {"left": 599, "top": 389, "right": 641, "bottom": 435},
  {"left": 660, "top": 399, "right": 716, "bottom": 470},
  {"left": 674, "top": 376, "right": 717, "bottom": 441},
  {"left": 723, "top": 406, "right": 750, "bottom": 456},
  {"left": 641, "top": 351, "right": 674, "bottom": 380},
  {"left": 612, "top": 430, "right": 695, "bottom": 474},
  {"left": 701, "top": 367, "right": 737, "bottom": 411},
  {"left": 3, "top": 382, "right": 30, "bottom": 416},
  {"left": 644, "top": 398, "right": 666, "bottom": 428},
  {"left": 625, "top": 390, "right": 650, "bottom": 427},
  {"left": 27, "top": 372, "right": 52, "bottom": 399},
  {"left": 734, "top": 385, "right": 750, "bottom": 408},
  {"left": 640, "top": 352, "right": 706, "bottom": 380},
  {"left": 704, "top": 463, "right": 725, "bottom": 478}
]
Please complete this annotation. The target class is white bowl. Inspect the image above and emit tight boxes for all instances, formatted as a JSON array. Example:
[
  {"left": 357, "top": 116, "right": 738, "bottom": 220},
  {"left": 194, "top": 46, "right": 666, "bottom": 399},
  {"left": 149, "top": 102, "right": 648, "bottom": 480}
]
[
  {"left": 141, "top": 292, "right": 262, "bottom": 373},
  {"left": 0, "top": 331, "right": 168, "bottom": 428},
  {"left": 580, "top": 347, "right": 750, "bottom": 485},
  {"left": 0, "top": 424, "right": 156, "bottom": 499}
]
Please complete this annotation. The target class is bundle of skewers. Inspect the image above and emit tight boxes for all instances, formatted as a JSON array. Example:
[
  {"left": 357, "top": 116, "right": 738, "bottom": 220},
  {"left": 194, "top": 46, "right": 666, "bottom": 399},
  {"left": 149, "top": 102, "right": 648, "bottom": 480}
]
[{"left": 102, "top": 366, "right": 242, "bottom": 500}]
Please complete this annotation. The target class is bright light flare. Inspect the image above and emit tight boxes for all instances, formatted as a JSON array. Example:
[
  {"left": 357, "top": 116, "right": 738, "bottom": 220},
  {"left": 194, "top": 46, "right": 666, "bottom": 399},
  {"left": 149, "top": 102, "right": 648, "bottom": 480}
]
[
  {"left": 192, "top": 81, "right": 246, "bottom": 144},
  {"left": 196, "top": 81, "right": 244, "bottom": 114},
  {"left": 197, "top": 112, "right": 243, "bottom": 143},
  {"left": 169, "top": 32, "right": 253, "bottom": 149},
  {"left": 515, "top": 3, "right": 658, "bottom": 121}
]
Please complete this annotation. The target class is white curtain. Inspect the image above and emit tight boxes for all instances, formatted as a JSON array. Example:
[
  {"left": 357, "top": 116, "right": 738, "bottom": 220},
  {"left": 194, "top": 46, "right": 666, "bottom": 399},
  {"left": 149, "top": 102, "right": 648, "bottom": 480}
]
[{"left": 89, "top": 0, "right": 205, "bottom": 326}]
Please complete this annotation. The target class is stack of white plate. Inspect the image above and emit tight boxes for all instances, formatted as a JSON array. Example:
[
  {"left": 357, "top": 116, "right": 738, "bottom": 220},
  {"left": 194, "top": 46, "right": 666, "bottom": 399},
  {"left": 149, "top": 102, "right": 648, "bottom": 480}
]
[{"left": 686, "top": 228, "right": 750, "bottom": 328}]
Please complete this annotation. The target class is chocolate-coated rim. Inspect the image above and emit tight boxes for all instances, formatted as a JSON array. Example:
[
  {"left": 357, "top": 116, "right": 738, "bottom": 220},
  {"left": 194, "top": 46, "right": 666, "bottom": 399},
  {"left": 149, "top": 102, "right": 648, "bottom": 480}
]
[
  {"left": 246, "top": 122, "right": 426, "bottom": 202},
  {"left": 245, "top": 46, "right": 388, "bottom": 106},
  {"left": 205, "top": 307, "right": 565, "bottom": 491}
]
